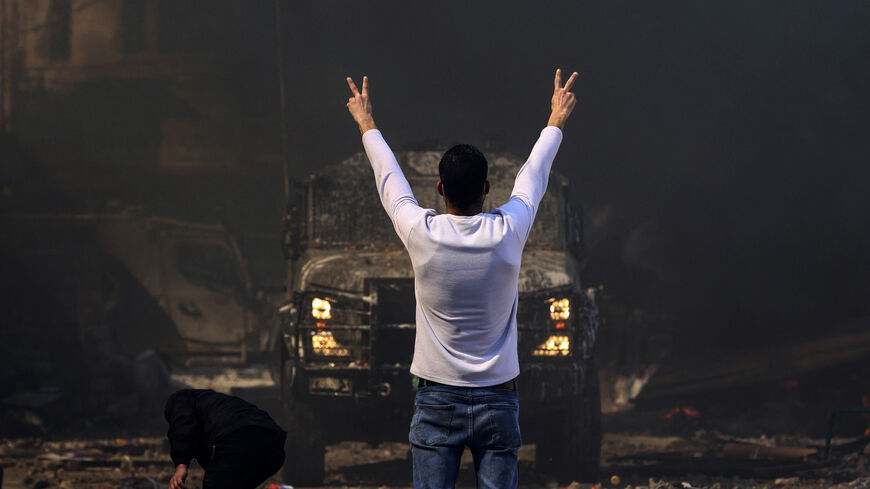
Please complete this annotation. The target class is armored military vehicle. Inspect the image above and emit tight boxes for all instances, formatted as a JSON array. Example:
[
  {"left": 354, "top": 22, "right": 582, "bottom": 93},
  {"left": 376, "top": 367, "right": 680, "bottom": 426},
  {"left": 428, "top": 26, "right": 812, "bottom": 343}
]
[
  {"left": 279, "top": 148, "right": 601, "bottom": 484},
  {"left": 0, "top": 136, "right": 281, "bottom": 420},
  {"left": 0, "top": 209, "right": 279, "bottom": 369}
]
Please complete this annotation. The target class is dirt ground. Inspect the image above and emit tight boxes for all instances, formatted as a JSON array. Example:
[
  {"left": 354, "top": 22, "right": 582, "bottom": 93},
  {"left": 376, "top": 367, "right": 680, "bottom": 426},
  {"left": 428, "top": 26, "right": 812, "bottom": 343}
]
[
  {"left": 2, "top": 358, "right": 868, "bottom": 489},
  {"left": 2, "top": 433, "right": 869, "bottom": 489}
]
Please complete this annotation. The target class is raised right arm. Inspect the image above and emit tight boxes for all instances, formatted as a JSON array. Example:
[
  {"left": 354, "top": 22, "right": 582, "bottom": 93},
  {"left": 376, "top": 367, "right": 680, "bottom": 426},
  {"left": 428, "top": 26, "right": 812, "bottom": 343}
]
[
  {"left": 502, "top": 69, "right": 579, "bottom": 241},
  {"left": 546, "top": 68, "right": 578, "bottom": 131}
]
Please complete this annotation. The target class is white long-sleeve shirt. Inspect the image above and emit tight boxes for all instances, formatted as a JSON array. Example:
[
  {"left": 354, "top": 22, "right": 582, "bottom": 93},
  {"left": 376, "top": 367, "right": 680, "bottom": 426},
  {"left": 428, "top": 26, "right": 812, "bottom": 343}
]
[{"left": 362, "top": 126, "right": 564, "bottom": 387}]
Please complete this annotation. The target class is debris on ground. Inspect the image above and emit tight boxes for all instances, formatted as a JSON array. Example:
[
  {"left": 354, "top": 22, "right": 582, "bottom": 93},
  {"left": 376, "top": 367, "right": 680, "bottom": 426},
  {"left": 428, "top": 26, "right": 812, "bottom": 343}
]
[
  {"left": 599, "top": 431, "right": 870, "bottom": 489},
  {"left": 118, "top": 477, "right": 166, "bottom": 489},
  {"left": 721, "top": 442, "right": 817, "bottom": 460},
  {"left": 0, "top": 433, "right": 868, "bottom": 489}
]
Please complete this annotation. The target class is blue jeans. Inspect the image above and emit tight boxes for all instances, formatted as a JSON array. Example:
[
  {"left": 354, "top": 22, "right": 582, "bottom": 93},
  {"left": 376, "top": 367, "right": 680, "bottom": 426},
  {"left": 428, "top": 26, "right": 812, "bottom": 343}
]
[{"left": 409, "top": 385, "right": 521, "bottom": 489}]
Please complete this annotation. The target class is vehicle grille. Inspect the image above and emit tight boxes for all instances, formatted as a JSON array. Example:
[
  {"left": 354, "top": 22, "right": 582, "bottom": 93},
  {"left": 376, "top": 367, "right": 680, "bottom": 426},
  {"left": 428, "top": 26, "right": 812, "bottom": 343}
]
[{"left": 369, "top": 278, "right": 416, "bottom": 367}]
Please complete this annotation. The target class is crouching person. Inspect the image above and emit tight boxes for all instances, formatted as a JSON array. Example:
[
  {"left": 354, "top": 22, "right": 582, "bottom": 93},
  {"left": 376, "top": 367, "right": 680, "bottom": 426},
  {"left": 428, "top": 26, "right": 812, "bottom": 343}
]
[{"left": 165, "top": 389, "right": 287, "bottom": 489}]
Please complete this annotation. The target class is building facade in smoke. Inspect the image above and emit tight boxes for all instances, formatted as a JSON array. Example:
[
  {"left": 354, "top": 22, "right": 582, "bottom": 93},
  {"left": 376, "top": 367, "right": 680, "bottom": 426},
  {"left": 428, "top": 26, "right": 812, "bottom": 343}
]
[
  {"left": 0, "top": 1, "right": 288, "bottom": 424},
  {"left": 1, "top": 0, "right": 286, "bottom": 304},
  {"left": 2, "top": 0, "right": 280, "bottom": 192}
]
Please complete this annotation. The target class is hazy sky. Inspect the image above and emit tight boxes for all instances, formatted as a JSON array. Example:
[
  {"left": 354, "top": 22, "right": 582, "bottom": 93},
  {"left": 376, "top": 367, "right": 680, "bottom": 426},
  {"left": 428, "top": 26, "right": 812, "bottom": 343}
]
[
  {"left": 21, "top": 1, "right": 866, "bottom": 350},
  {"left": 274, "top": 1, "right": 869, "bottom": 345}
]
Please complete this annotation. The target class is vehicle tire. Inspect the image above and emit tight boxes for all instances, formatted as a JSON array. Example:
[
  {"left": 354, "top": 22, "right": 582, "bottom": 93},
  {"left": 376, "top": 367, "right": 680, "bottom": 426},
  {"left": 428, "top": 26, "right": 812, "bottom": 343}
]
[
  {"left": 280, "top": 347, "right": 325, "bottom": 486},
  {"left": 282, "top": 397, "right": 325, "bottom": 486},
  {"left": 535, "top": 358, "right": 601, "bottom": 483}
]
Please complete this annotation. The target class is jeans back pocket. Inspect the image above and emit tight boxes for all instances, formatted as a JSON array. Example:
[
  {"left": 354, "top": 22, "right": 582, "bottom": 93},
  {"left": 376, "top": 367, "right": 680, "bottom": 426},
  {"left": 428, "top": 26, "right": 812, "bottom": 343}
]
[
  {"left": 412, "top": 404, "right": 454, "bottom": 446},
  {"left": 484, "top": 403, "right": 521, "bottom": 449}
]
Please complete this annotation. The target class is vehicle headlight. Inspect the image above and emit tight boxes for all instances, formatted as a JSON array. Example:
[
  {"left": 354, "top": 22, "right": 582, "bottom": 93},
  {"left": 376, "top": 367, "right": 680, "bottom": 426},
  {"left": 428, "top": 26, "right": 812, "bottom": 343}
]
[
  {"left": 312, "top": 297, "right": 332, "bottom": 320},
  {"left": 532, "top": 335, "right": 570, "bottom": 356},
  {"left": 548, "top": 298, "right": 570, "bottom": 320},
  {"left": 311, "top": 330, "right": 349, "bottom": 356}
]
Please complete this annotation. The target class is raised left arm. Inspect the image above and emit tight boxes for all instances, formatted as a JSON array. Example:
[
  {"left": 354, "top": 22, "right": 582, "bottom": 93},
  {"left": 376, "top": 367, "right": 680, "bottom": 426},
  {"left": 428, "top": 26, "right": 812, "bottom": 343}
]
[{"left": 346, "top": 76, "right": 428, "bottom": 246}]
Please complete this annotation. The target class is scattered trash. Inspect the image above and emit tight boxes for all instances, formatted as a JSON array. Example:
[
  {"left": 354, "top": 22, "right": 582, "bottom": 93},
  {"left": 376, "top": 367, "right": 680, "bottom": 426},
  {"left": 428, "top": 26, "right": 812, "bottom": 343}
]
[
  {"left": 649, "top": 478, "right": 670, "bottom": 489},
  {"left": 832, "top": 477, "right": 870, "bottom": 489},
  {"left": 119, "top": 477, "right": 165, "bottom": 489},
  {"left": 605, "top": 364, "right": 659, "bottom": 411},
  {"left": 1, "top": 432, "right": 869, "bottom": 489},
  {"left": 663, "top": 407, "right": 701, "bottom": 420},
  {"left": 722, "top": 442, "right": 817, "bottom": 461},
  {"left": 774, "top": 477, "right": 799, "bottom": 485}
]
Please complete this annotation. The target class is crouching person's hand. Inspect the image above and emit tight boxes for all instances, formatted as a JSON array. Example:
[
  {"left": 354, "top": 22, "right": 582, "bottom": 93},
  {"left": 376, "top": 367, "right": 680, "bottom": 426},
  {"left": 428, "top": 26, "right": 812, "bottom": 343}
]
[{"left": 169, "top": 464, "right": 188, "bottom": 489}]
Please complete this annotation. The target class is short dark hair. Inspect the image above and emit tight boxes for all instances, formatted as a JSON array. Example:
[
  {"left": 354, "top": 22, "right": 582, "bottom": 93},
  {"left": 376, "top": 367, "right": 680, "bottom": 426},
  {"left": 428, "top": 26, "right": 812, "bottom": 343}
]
[{"left": 438, "top": 144, "right": 488, "bottom": 210}]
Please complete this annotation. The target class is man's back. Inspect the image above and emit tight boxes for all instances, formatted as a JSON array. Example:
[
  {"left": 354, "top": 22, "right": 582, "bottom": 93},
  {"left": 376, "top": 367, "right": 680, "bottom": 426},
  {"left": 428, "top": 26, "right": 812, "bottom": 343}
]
[
  {"left": 409, "top": 212, "right": 524, "bottom": 385},
  {"left": 361, "top": 125, "right": 564, "bottom": 387}
]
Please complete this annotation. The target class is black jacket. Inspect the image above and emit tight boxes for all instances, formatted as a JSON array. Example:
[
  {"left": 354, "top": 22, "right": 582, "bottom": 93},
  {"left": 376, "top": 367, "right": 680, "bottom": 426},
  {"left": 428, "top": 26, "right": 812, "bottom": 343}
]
[{"left": 164, "top": 389, "right": 286, "bottom": 467}]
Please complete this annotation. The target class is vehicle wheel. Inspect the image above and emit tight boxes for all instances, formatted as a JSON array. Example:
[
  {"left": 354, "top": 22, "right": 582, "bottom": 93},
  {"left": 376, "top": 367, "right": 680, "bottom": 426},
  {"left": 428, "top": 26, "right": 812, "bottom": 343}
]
[
  {"left": 280, "top": 349, "right": 325, "bottom": 486},
  {"left": 535, "top": 359, "right": 601, "bottom": 482},
  {"left": 282, "top": 398, "right": 325, "bottom": 486}
]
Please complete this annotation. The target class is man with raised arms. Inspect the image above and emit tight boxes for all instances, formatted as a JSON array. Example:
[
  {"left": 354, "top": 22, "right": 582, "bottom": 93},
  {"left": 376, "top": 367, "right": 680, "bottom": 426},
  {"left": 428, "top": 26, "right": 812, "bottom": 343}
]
[{"left": 345, "top": 69, "right": 578, "bottom": 489}]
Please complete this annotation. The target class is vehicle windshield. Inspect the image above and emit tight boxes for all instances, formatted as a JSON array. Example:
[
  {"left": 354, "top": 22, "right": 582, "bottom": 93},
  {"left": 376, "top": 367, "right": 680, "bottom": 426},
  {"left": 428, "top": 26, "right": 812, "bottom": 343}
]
[{"left": 304, "top": 151, "right": 575, "bottom": 250}]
